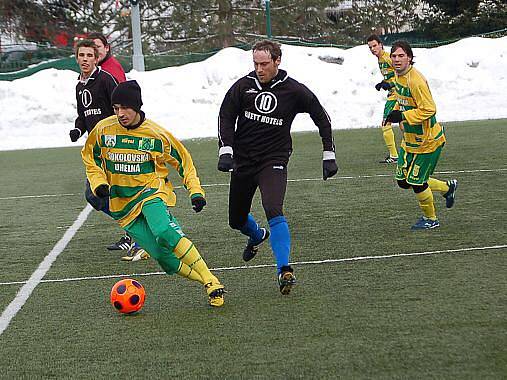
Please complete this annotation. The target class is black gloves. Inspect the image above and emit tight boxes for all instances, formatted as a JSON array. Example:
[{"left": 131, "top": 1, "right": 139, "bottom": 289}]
[
  {"left": 323, "top": 159, "right": 338, "bottom": 181},
  {"left": 385, "top": 110, "right": 404, "bottom": 124},
  {"left": 217, "top": 154, "right": 233, "bottom": 172},
  {"left": 375, "top": 81, "right": 392, "bottom": 91},
  {"left": 69, "top": 128, "right": 82, "bottom": 142},
  {"left": 191, "top": 196, "right": 206, "bottom": 213},
  {"left": 95, "top": 184, "right": 110, "bottom": 198}
]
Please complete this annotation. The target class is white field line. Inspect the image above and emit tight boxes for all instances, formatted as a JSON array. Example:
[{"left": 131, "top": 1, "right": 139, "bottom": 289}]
[
  {"left": 0, "top": 205, "right": 93, "bottom": 336},
  {"left": 0, "top": 244, "right": 505, "bottom": 287},
  {"left": 0, "top": 167, "right": 505, "bottom": 335},
  {"left": 0, "top": 167, "right": 505, "bottom": 201}
]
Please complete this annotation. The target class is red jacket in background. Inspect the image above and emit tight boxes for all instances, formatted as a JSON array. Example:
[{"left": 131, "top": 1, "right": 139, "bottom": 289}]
[{"left": 100, "top": 54, "right": 126, "bottom": 83}]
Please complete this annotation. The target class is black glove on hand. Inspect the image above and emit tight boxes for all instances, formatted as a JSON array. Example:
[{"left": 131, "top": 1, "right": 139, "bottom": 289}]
[
  {"left": 217, "top": 154, "right": 233, "bottom": 172},
  {"left": 191, "top": 196, "right": 206, "bottom": 213},
  {"left": 385, "top": 110, "right": 404, "bottom": 124},
  {"left": 375, "top": 81, "right": 392, "bottom": 91},
  {"left": 95, "top": 184, "right": 110, "bottom": 198},
  {"left": 69, "top": 128, "right": 81, "bottom": 142},
  {"left": 323, "top": 159, "right": 338, "bottom": 181}
]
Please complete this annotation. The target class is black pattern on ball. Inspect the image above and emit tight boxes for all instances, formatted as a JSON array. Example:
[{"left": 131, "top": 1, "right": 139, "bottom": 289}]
[
  {"left": 116, "top": 284, "right": 127, "bottom": 294},
  {"left": 130, "top": 295, "right": 140, "bottom": 305}
]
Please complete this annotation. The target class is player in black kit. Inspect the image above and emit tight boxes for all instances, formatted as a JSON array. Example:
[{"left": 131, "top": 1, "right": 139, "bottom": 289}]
[
  {"left": 70, "top": 39, "right": 118, "bottom": 142},
  {"left": 217, "top": 40, "right": 338, "bottom": 295}
]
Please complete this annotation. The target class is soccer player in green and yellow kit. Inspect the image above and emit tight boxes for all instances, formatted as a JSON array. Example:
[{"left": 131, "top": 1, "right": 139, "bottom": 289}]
[
  {"left": 81, "top": 80, "right": 225, "bottom": 306},
  {"left": 385, "top": 41, "right": 458, "bottom": 230},
  {"left": 367, "top": 34, "right": 399, "bottom": 163}
]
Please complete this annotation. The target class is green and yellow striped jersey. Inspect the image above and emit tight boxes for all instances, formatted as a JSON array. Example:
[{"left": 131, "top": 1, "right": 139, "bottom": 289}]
[
  {"left": 378, "top": 50, "right": 396, "bottom": 100},
  {"left": 81, "top": 115, "right": 205, "bottom": 227},
  {"left": 394, "top": 66, "right": 446, "bottom": 154}
]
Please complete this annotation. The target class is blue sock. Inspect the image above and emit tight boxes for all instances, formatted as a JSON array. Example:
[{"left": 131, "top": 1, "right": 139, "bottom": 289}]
[
  {"left": 268, "top": 216, "right": 291, "bottom": 273},
  {"left": 240, "top": 214, "right": 263, "bottom": 243}
]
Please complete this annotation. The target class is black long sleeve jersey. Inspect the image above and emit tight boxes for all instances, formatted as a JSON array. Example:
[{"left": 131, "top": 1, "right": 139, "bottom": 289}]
[
  {"left": 218, "top": 69, "right": 334, "bottom": 166},
  {"left": 75, "top": 67, "right": 118, "bottom": 135}
]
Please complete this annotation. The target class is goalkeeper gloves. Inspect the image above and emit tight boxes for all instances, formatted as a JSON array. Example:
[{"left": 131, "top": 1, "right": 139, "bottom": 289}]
[
  {"left": 385, "top": 110, "right": 404, "bottom": 124},
  {"left": 69, "top": 128, "right": 82, "bottom": 142},
  {"left": 375, "top": 81, "right": 392, "bottom": 91},
  {"left": 95, "top": 184, "right": 110, "bottom": 198},
  {"left": 217, "top": 154, "right": 233, "bottom": 172},
  {"left": 191, "top": 196, "right": 206, "bottom": 213},
  {"left": 322, "top": 151, "right": 338, "bottom": 180}
]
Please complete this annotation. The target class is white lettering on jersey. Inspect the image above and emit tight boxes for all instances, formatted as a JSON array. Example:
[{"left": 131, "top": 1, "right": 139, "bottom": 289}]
[
  {"left": 114, "top": 163, "right": 141, "bottom": 173},
  {"left": 107, "top": 152, "right": 150, "bottom": 163},
  {"left": 244, "top": 110, "right": 283, "bottom": 126},
  {"left": 84, "top": 108, "right": 102, "bottom": 116}
]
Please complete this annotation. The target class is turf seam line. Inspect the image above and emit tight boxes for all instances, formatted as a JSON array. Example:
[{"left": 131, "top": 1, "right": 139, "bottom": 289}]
[
  {"left": 0, "top": 205, "right": 93, "bottom": 337},
  {"left": 0, "top": 244, "right": 504, "bottom": 287},
  {"left": 0, "top": 168, "right": 505, "bottom": 201}
]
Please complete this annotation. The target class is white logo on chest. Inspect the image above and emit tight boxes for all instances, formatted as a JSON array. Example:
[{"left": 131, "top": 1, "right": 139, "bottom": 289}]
[
  {"left": 81, "top": 89, "right": 93, "bottom": 108},
  {"left": 254, "top": 92, "right": 278, "bottom": 114}
]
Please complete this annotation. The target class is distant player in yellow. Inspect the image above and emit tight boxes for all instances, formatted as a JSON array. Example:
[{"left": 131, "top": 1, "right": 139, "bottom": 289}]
[
  {"left": 81, "top": 80, "right": 225, "bottom": 306},
  {"left": 367, "top": 34, "right": 399, "bottom": 163},
  {"left": 385, "top": 41, "right": 458, "bottom": 230}
]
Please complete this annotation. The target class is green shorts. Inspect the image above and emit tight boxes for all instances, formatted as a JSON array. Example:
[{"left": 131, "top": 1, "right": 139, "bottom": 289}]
[
  {"left": 124, "top": 197, "right": 185, "bottom": 274},
  {"left": 395, "top": 145, "right": 444, "bottom": 185},
  {"left": 382, "top": 99, "right": 397, "bottom": 122}
]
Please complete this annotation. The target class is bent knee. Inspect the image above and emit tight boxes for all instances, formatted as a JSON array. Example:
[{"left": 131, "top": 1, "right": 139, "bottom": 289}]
[{"left": 155, "top": 227, "right": 184, "bottom": 252}]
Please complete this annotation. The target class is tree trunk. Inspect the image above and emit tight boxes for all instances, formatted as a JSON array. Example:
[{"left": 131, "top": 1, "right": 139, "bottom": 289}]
[{"left": 217, "top": 0, "right": 234, "bottom": 47}]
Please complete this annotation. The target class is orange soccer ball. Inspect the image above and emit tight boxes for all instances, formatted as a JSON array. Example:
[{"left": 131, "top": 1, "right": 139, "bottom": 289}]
[{"left": 110, "top": 278, "right": 146, "bottom": 314}]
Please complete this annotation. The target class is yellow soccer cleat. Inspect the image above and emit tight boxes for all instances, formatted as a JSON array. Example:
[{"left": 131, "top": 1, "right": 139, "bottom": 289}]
[{"left": 205, "top": 282, "right": 225, "bottom": 307}]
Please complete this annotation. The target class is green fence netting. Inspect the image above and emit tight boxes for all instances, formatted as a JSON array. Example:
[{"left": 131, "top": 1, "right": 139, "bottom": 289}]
[{"left": 1, "top": 28, "right": 506, "bottom": 81}]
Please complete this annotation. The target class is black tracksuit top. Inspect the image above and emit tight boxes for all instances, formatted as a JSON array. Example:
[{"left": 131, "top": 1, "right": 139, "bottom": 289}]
[
  {"left": 75, "top": 67, "right": 118, "bottom": 134},
  {"left": 218, "top": 70, "right": 334, "bottom": 165}
]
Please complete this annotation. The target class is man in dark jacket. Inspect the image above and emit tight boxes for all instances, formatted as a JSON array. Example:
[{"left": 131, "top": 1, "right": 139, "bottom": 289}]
[
  {"left": 70, "top": 39, "right": 117, "bottom": 141},
  {"left": 217, "top": 40, "right": 338, "bottom": 295},
  {"left": 88, "top": 32, "right": 127, "bottom": 84},
  {"left": 69, "top": 40, "right": 148, "bottom": 261}
]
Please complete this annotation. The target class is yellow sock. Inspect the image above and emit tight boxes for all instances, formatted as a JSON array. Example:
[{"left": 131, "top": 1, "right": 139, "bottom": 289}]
[
  {"left": 415, "top": 188, "right": 437, "bottom": 220},
  {"left": 176, "top": 262, "right": 204, "bottom": 284},
  {"left": 427, "top": 177, "right": 449, "bottom": 194},
  {"left": 382, "top": 124, "right": 398, "bottom": 158},
  {"left": 173, "top": 237, "right": 218, "bottom": 285}
]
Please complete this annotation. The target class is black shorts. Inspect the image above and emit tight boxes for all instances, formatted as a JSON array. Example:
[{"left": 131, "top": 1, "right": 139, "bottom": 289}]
[{"left": 228, "top": 162, "right": 287, "bottom": 229}]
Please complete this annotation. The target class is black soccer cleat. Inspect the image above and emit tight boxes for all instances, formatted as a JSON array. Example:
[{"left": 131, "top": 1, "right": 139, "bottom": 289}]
[
  {"left": 243, "top": 228, "right": 270, "bottom": 262},
  {"left": 443, "top": 179, "right": 458, "bottom": 208},
  {"left": 278, "top": 265, "right": 296, "bottom": 295},
  {"left": 379, "top": 155, "right": 398, "bottom": 164},
  {"left": 107, "top": 233, "right": 133, "bottom": 251}
]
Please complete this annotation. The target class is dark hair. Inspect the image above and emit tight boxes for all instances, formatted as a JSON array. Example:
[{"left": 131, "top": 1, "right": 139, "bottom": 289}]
[
  {"left": 391, "top": 40, "right": 414, "bottom": 64},
  {"left": 87, "top": 32, "right": 109, "bottom": 47},
  {"left": 252, "top": 40, "right": 282, "bottom": 61},
  {"left": 75, "top": 39, "right": 98, "bottom": 58},
  {"left": 366, "top": 34, "right": 382, "bottom": 45}
]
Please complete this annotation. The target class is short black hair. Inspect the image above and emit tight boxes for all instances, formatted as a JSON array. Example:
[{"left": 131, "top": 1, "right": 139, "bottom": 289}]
[
  {"left": 75, "top": 39, "right": 98, "bottom": 58},
  {"left": 252, "top": 40, "right": 282, "bottom": 61},
  {"left": 366, "top": 34, "right": 382, "bottom": 45},
  {"left": 87, "top": 32, "right": 109, "bottom": 47},
  {"left": 391, "top": 40, "right": 414, "bottom": 64}
]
